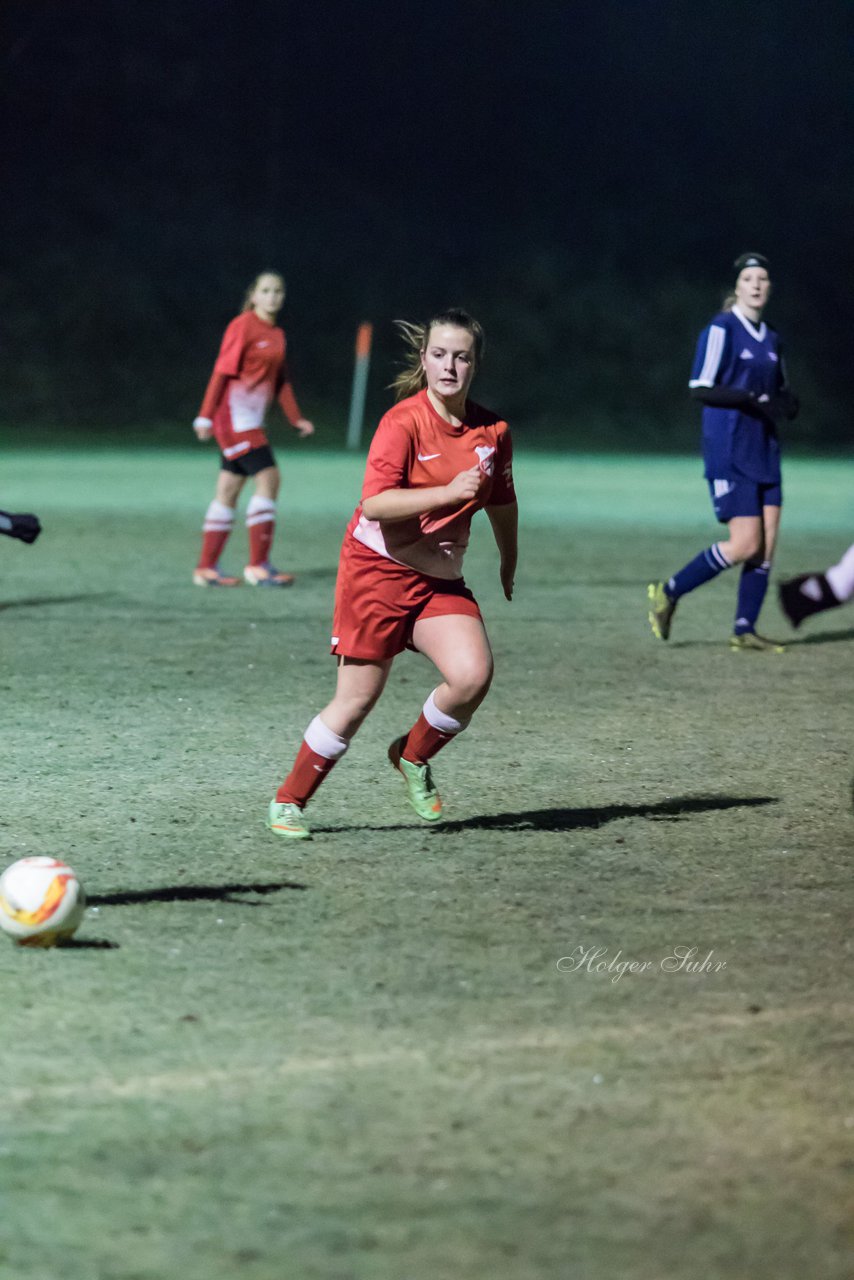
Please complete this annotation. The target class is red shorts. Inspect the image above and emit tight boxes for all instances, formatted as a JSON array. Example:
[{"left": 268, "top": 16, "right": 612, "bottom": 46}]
[{"left": 331, "top": 536, "right": 482, "bottom": 661}]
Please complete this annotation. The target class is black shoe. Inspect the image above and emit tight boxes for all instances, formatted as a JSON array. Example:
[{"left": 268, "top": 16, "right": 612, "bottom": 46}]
[{"left": 778, "top": 573, "right": 840, "bottom": 629}]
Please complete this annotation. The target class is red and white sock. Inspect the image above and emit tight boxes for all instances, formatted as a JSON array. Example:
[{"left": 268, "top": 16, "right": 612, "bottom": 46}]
[
  {"left": 276, "top": 715, "right": 349, "bottom": 808},
  {"left": 246, "top": 495, "right": 276, "bottom": 568},
  {"left": 401, "top": 690, "right": 469, "bottom": 765},
  {"left": 197, "top": 500, "right": 235, "bottom": 571}
]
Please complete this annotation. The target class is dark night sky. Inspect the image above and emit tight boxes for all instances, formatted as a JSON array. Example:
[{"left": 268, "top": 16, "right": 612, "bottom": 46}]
[{"left": 2, "top": 0, "right": 853, "bottom": 443}]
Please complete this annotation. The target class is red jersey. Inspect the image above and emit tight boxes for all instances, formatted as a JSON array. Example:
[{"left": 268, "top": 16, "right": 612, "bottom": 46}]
[
  {"left": 197, "top": 311, "right": 303, "bottom": 459},
  {"left": 345, "top": 389, "right": 516, "bottom": 580}
]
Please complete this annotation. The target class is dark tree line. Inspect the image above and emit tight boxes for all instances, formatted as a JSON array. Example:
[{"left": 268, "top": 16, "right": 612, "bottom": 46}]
[{"left": 2, "top": 0, "right": 852, "bottom": 448}]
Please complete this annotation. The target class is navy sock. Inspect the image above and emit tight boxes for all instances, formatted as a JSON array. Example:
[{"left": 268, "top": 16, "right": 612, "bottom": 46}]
[
  {"left": 734, "top": 560, "right": 771, "bottom": 634},
  {"left": 667, "top": 544, "right": 732, "bottom": 599}
]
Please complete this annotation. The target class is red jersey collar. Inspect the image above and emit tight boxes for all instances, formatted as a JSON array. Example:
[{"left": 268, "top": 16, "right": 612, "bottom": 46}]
[{"left": 420, "top": 388, "right": 470, "bottom": 435}]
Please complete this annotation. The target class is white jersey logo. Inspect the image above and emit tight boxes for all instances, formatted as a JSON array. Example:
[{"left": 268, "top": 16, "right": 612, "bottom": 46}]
[
  {"left": 475, "top": 444, "right": 496, "bottom": 475},
  {"left": 418, "top": 452, "right": 441, "bottom": 462},
  {"left": 255, "top": 341, "right": 270, "bottom": 349},
  {"left": 768, "top": 351, "right": 778, "bottom": 362},
  {"left": 740, "top": 348, "right": 754, "bottom": 359}
]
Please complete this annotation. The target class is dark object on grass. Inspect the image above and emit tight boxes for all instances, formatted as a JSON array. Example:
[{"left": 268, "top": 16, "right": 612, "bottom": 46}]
[
  {"left": 778, "top": 572, "right": 841, "bottom": 628},
  {"left": 0, "top": 510, "right": 42, "bottom": 544}
]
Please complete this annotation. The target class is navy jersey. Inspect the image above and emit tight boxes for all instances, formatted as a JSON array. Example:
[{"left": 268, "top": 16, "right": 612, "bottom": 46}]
[{"left": 689, "top": 306, "right": 786, "bottom": 483}]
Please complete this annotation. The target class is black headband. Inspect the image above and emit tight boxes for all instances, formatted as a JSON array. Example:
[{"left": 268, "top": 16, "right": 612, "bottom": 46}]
[{"left": 733, "top": 252, "right": 769, "bottom": 275}]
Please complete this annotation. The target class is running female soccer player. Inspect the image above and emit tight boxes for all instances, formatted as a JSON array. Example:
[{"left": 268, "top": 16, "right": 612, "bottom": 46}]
[
  {"left": 192, "top": 271, "right": 314, "bottom": 587},
  {"left": 648, "top": 253, "right": 799, "bottom": 650},
  {"left": 779, "top": 541, "right": 854, "bottom": 627},
  {"left": 267, "top": 307, "right": 518, "bottom": 840}
]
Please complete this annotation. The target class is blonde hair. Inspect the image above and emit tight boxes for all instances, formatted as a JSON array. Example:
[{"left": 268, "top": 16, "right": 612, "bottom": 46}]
[
  {"left": 242, "top": 271, "right": 285, "bottom": 313},
  {"left": 389, "top": 308, "right": 485, "bottom": 400}
]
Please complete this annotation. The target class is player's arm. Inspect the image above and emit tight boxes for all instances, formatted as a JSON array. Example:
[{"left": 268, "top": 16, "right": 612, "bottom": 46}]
[
  {"left": 362, "top": 467, "right": 483, "bottom": 522},
  {"left": 277, "top": 378, "right": 314, "bottom": 436},
  {"left": 193, "top": 370, "right": 229, "bottom": 440},
  {"left": 765, "top": 346, "right": 800, "bottom": 422},
  {"left": 486, "top": 501, "right": 518, "bottom": 601},
  {"left": 193, "top": 318, "right": 245, "bottom": 440}
]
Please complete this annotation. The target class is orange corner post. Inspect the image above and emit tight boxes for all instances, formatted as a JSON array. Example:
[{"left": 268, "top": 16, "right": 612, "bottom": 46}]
[{"left": 346, "top": 322, "right": 373, "bottom": 449}]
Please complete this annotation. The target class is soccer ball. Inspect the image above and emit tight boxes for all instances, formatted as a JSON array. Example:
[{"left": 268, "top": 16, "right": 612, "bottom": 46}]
[{"left": 0, "top": 857, "right": 86, "bottom": 947}]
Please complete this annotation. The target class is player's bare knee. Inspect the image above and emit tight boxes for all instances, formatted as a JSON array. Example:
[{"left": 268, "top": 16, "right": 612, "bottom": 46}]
[
  {"left": 728, "top": 533, "right": 762, "bottom": 563},
  {"left": 448, "top": 659, "right": 493, "bottom": 705}
]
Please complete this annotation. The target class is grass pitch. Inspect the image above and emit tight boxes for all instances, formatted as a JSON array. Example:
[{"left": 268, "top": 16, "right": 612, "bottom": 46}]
[{"left": 2, "top": 446, "right": 853, "bottom": 1280}]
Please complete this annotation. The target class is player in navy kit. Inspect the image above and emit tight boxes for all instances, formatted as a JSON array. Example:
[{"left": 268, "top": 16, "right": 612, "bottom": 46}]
[{"left": 648, "top": 253, "right": 799, "bottom": 651}]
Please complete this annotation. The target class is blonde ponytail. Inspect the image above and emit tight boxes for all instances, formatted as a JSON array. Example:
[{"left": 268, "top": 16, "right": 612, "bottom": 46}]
[{"left": 389, "top": 320, "right": 429, "bottom": 399}]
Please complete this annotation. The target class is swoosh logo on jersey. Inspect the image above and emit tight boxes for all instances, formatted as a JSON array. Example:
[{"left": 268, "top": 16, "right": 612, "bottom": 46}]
[
  {"left": 256, "top": 341, "right": 270, "bottom": 348},
  {"left": 418, "top": 452, "right": 441, "bottom": 461}
]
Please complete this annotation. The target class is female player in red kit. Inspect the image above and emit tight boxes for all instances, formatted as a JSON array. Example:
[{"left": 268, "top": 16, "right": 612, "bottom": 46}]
[
  {"left": 267, "top": 308, "right": 518, "bottom": 840},
  {"left": 192, "top": 271, "right": 314, "bottom": 586}
]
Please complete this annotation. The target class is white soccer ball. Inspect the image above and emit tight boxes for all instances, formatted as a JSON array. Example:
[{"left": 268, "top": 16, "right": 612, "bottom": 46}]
[{"left": 0, "top": 857, "right": 86, "bottom": 947}]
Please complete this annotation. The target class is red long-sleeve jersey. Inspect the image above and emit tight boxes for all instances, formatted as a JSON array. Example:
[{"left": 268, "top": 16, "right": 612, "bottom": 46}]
[
  {"left": 345, "top": 389, "right": 516, "bottom": 580},
  {"left": 197, "top": 311, "right": 303, "bottom": 459}
]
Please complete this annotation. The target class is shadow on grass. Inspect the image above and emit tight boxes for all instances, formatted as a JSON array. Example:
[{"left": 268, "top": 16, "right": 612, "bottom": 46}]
[
  {"left": 670, "top": 626, "right": 854, "bottom": 649},
  {"left": 785, "top": 626, "right": 854, "bottom": 647},
  {"left": 325, "top": 793, "right": 778, "bottom": 836},
  {"left": 87, "top": 878, "right": 308, "bottom": 907},
  {"left": 58, "top": 937, "right": 121, "bottom": 950},
  {"left": 0, "top": 592, "right": 116, "bottom": 612}
]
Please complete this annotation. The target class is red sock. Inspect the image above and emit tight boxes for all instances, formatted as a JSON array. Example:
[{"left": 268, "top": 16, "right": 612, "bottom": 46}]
[
  {"left": 248, "top": 519, "right": 275, "bottom": 567},
  {"left": 400, "top": 713, "right": 456, "bottom": 765},
  {"left": 197, "top": 528, "right": 231, "bottom": 571},
  {"left": 276, "top": 740, "right": 338, "bottom": 807}
]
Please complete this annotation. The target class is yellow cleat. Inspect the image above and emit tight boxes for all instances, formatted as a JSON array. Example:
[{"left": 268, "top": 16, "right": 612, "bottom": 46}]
[
  {"left": 647, "top": 582, "right": 677, "bottom": 641},
  {"left": 729, "top": 631, "right": 786, "bottom": 653}
]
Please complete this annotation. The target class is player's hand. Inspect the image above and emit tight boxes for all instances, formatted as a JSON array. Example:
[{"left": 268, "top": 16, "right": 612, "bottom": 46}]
[
  {"left": 294, "top": 418, "right": 315, "bottom": 438},
  {"left": 500, "top": 562, "right": 515, "bottom": 601},
  {"left": 766, "top": 390, "right": 800, "bottom": 422},
  {"left": 444, "top": 466, "right": 482, "bottom": 505},
  {"left": 193, "top": 417, "right": 213, "bottom": 441}
]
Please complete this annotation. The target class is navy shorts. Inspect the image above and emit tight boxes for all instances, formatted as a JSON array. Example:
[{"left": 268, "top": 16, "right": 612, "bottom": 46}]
[
  {"left": 708, "top": 478, "right": 782, "bottom": 524},
  {"left": 220, "top": 444, "right": 276, "bottom": 476}
]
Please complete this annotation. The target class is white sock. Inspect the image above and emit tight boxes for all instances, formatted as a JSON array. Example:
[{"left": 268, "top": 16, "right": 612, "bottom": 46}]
[
  {"left": 826, "top": 542, "right": 854, "bottom": 604},
  {"left": 203, "top": 500, "right": 235, "bottom": 531},
  {"left": 246, "top": 495, "right": 276, "bottom": 527},
  {"left": 304, "top": 715, "right": 349, "bottom": 761},
  {"left": 424, "top": 690, "right": 468, "bottom": 735}
]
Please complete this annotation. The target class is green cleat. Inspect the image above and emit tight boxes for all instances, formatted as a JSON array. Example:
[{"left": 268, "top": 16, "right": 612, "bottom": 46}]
[
  {"left": 729, "top": 631, "right": 786, "bottom": 653},
  {"left": 388, "top": 737, "right": 443, "bottom": 822},
  {"left": 647, "top": 581, "right": 677, "bottom": 641},
  {"left": 266, "top": 800, "right": 312, "bottom": 840}
]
